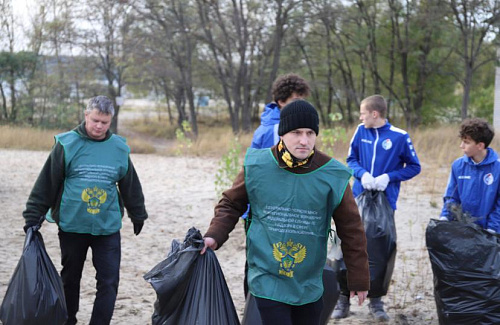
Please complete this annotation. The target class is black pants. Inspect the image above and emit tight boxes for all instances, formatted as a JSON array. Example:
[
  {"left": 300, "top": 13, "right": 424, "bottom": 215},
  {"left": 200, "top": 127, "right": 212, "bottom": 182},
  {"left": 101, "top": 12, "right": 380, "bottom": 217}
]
[
  {"left": 58, "top": 230, "right": 121, "bottom": 325},
  {"left": 244, "top": 260, "right": 249, "bottom": 298},
  {"left": 254, "top": 296, "right": 323, "bottom": 325}
]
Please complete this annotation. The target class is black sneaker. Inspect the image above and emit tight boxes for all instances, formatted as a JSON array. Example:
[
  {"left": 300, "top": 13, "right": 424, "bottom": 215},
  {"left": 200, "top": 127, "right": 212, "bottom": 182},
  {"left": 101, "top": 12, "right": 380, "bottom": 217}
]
[
  {"left": 331, "top": 295, "right": 350, "bottom": 319},
  {"left": 368, "top": 297, "right": 390, "bottom": 322}
]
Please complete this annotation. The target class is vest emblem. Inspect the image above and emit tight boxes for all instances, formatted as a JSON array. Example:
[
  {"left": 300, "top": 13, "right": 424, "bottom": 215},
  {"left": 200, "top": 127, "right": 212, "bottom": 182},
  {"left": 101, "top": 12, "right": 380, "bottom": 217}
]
[
  {"left": 81, "top": 186, "right": 107, "bottom": 215},
  {"left": 273, "top": 239, "right": 307, "bottom": 278}
]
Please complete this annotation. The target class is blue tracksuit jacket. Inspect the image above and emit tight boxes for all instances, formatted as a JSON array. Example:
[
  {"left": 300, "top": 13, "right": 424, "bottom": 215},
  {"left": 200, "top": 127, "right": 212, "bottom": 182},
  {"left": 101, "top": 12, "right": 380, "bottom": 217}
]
[
  {"left": 347, "top": 122, "right": 421, "bottom": 210},
  {"left": 250, "top": 103, "right": 280, "bottom": 149},
  {"left": 440, "top": 148, "right": 500, "bottom": 232}
]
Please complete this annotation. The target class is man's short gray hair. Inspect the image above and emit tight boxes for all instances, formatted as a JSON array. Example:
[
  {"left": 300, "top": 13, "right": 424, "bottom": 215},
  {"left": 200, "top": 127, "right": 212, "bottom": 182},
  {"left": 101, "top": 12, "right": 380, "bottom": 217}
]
[{"left": 86, "top": 96, "right": 115, "bottom": 116}]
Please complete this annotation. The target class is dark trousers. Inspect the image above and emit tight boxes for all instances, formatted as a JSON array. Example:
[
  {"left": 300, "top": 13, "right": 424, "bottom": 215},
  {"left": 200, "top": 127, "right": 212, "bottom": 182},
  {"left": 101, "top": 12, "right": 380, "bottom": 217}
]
[
  {"left": 243, "top": 260, "right": 249, "bottom": 298},
  {"left": 254, "top": 296, "right": 324, "bottom": 325},
  {"left": 58, "top": 230, "right": 121, "bottom": 325}
]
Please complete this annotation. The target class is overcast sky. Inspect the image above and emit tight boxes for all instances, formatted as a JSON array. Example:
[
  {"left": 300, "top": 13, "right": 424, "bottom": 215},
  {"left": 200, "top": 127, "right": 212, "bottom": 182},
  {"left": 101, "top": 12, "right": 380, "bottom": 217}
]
[
  {"left": 12, "top": 0, "right": 32, "bottom": 19},
  {"left": 6, "top": 0, "right": 33, "bottom": 50}
]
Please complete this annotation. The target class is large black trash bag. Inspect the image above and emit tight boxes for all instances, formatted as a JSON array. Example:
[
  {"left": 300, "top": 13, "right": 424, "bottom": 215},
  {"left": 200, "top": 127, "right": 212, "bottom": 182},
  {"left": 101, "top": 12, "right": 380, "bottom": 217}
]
[
  {"left": 426, "top": 219, "right": 500, "bottom": 325},
  {"left": 356, "top": 190, "right": 397, "bottom": 297},
  {"left": 241, "top": 263, "right": 338, "bottom": 325},
  {"left": 144, "top": 227, "right": 240, "bottom": 325},
  {"left": 0, "top": 223, "right": 67, "bottom": 325}
]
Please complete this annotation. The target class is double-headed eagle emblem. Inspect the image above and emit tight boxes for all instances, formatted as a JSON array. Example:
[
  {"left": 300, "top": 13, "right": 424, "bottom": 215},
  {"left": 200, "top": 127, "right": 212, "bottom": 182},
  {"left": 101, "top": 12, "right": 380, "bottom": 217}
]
[
  {"left": 81, "top": 186, "right": 107, "bottom": 215},
  {"left": 273, "top": 239, "right": 307, "bottom": 278}
]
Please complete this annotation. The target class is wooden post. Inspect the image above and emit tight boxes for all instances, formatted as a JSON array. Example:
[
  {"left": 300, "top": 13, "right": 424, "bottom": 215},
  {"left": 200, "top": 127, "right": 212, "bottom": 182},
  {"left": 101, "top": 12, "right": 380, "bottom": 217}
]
[{"left": 494, "top": 49, "right": 500, "bottom": 130}]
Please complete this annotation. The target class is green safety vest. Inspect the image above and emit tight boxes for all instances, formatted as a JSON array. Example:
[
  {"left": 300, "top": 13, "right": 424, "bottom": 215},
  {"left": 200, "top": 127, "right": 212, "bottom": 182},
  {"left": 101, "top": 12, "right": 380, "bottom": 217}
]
[
  {"left": 56, "top": 131, "right": 129, "bottom": 235},
  {"left": 245, "top": 148, "right": 351, "bottom": 305}
]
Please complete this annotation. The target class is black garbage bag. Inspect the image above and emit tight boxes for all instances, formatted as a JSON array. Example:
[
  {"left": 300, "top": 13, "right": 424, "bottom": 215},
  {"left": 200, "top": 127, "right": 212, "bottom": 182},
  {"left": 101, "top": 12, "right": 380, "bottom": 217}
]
[
  {"left": 241, "top": 263, "right": 338, "bottom": 325},
  {"left": 356, "top": 190, "right": 397, "bottom": 297},
  {"left": 144, "top": 227, "right": 240, "bottom": 325},
  {"left": 0, "top": 223, "right": 67, "bottom": 325},
  {"left": 426, "top": 219, "right": 500, "bottom": 325}
]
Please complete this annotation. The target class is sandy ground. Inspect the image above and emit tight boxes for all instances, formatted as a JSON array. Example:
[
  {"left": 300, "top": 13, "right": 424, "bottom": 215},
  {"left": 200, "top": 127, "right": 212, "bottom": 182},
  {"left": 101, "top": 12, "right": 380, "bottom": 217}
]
[{"left": 0, "top": 149, "right": 443, "bottom": 324}]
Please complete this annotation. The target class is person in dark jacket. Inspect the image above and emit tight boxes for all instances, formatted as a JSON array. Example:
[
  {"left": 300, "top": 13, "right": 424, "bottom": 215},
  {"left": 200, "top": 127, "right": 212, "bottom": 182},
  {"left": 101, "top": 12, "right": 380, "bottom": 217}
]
[
  {"left": 202, "top": 100, "right": 370, "bottom": 325},
  {"left": 23, "top": 95, "right": 148, "bottom": 325},
  {"left": 244, "top": 73, "right": 311, "bottom": 297}
]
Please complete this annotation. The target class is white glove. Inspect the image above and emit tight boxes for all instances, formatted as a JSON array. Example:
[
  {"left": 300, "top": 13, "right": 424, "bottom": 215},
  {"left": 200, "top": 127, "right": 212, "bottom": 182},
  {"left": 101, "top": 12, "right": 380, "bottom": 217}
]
[
  {"left": 439, "top": 216, "right": 449, "bottom": 221},
  {"left": 374, "top": 174, "right": 390, "bottom": 191},
  {"left": 486, "top": 228, "right": 496, "bottom": 234},
  {"left": 361, "top": 172, "right": 375, "bottom": 190}
]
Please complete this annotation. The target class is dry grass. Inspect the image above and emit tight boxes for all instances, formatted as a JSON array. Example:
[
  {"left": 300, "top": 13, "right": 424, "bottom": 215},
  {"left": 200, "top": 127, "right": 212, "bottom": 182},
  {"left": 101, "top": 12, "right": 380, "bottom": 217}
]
[
  {"left": 126, "top": 137, "right": 157, "bottom": 154},
  {"left": 121, "top": 118, "right": 178, "bottom": 139},
  {"left": 122, "top": 116, "right": 254, "bottom": 157},
  {"left": 187, "top": 125, "right": 253, "bottom": 158},
  {"left": 411, "top": 125, "right": 462, "bottom": 167},
  {"left": 4, "top": 120, "right": 499, "bottom": 170},
  {"left": 0, "top": 125, "right": 157, "bottom": 154},
  {"left": 0, "top": 125, "right": 63, "bottom": 150}
]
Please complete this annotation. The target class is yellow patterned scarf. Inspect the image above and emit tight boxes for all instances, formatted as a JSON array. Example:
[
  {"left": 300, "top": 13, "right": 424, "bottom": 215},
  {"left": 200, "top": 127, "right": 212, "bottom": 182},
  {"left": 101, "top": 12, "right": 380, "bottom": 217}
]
[{"left": 278, "top": 139, "right": 314, "bottom": 168}]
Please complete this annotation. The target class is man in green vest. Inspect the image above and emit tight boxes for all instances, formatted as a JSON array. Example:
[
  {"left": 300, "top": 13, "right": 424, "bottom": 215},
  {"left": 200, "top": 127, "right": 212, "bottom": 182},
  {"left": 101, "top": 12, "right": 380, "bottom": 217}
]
[
  {"left": 23, "top": 95, "right": 148, "bottom": 325},
  {"left": 202, "top": 99, "right": 369, "bottom": 325}
]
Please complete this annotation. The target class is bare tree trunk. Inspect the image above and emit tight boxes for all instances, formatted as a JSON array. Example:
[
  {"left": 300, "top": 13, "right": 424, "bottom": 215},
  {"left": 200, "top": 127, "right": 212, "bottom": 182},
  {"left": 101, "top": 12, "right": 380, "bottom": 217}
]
[
  {"left": 461, "top": 66, "right": 473, "bottom": 120},
  {"left": 356, "top": 0, "right": 381, "bottom": 94},
  {"left": 265, "top": 0, "right": 297, "bottom": 103},
  {"left": 448, "top": 0, "right": 499, "bottom": 121},
  {"left": 81, "top": 0, "right": 137, "bottom": 135},
  {"left": 8, "top": 68, "right": 16, "bottom": 121},
  {"left": 0, "top": 83, "right": 7, "bottom": 120}
]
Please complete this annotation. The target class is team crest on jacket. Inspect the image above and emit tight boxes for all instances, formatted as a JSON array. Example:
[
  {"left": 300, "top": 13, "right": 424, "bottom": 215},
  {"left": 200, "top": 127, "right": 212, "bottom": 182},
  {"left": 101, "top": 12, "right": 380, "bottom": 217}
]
[
  {"left": 81, "top": 186, "right": 107, "bottom": 214},
  {"left": 273, "top": 239, "right": 307, "bottom": 278},
  {"left": 484, "top": 173, "right": 494, "bottom": 185},
  {"left": 382, "top": 139, "right": 392, "bottom": 150}
]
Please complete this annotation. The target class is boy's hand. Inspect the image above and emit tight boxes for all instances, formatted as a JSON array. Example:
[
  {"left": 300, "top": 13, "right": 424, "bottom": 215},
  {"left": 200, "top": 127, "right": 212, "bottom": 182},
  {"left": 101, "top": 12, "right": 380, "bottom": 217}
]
[
  {"left": 361, "top": 172, "right": 375, "bottom": 190},
  {"left": 374, "top": 174, "right": 390, "bottom": 191}
]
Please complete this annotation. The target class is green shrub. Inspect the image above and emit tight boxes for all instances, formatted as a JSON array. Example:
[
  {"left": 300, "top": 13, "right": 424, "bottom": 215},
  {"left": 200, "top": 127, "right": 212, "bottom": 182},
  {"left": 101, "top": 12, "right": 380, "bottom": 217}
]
[{"left": 214, "top": 138, "right": 242, "bottom": 197}]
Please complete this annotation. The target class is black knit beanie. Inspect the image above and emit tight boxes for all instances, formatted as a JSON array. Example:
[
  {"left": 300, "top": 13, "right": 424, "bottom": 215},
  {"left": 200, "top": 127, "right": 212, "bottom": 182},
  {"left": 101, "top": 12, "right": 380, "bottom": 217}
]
[{"left": 278, "top": 99, "right": 319, "bottom": 136}]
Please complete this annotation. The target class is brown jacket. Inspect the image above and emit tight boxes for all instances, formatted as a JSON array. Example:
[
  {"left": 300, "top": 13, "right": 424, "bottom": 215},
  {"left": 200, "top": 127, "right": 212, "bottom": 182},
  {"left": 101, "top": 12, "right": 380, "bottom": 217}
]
[{"left": 205, "top": 146, "right": 370, "bottom": 292}]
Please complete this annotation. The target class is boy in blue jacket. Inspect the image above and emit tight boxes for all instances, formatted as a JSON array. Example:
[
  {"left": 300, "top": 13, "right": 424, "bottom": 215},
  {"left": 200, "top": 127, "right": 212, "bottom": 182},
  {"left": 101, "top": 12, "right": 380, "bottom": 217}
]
[
  {"left": 334, "top": 94, "right": 421, "bottom": 322},
  {"left": 346, "top": 95, "right": 421, "bottom": 211},
  {"left": 250, "top": 73, "right": 310, "bottom": 149},
  {"left": 440, "top": 118, "right": 499, "bottom": 234}
]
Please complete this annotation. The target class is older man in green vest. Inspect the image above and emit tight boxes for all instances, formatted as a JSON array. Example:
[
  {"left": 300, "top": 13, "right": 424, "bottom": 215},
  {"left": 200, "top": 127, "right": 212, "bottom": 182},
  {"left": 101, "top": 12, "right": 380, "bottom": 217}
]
[
  {"left": 23, "top": 96, "right": 148, "bottom": 325},
  {"left": 202, "top": 99, "right": 369, "bottom": 325}
]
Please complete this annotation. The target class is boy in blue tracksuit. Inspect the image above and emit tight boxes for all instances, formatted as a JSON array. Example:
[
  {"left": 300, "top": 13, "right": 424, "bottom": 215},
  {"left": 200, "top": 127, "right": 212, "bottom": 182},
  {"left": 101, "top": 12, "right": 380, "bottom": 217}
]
[
  {"left": 333, "top": 94, "right": 421, "bottom": 322},
  {"left": 347, "top": 117, "right": 421, "bottom": 211},
  {"left": 440, "top": 118, "right": 500, "bottom": 234},
  {"left": 250, "top": 73, "right": 310, "bottom": 149}
]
